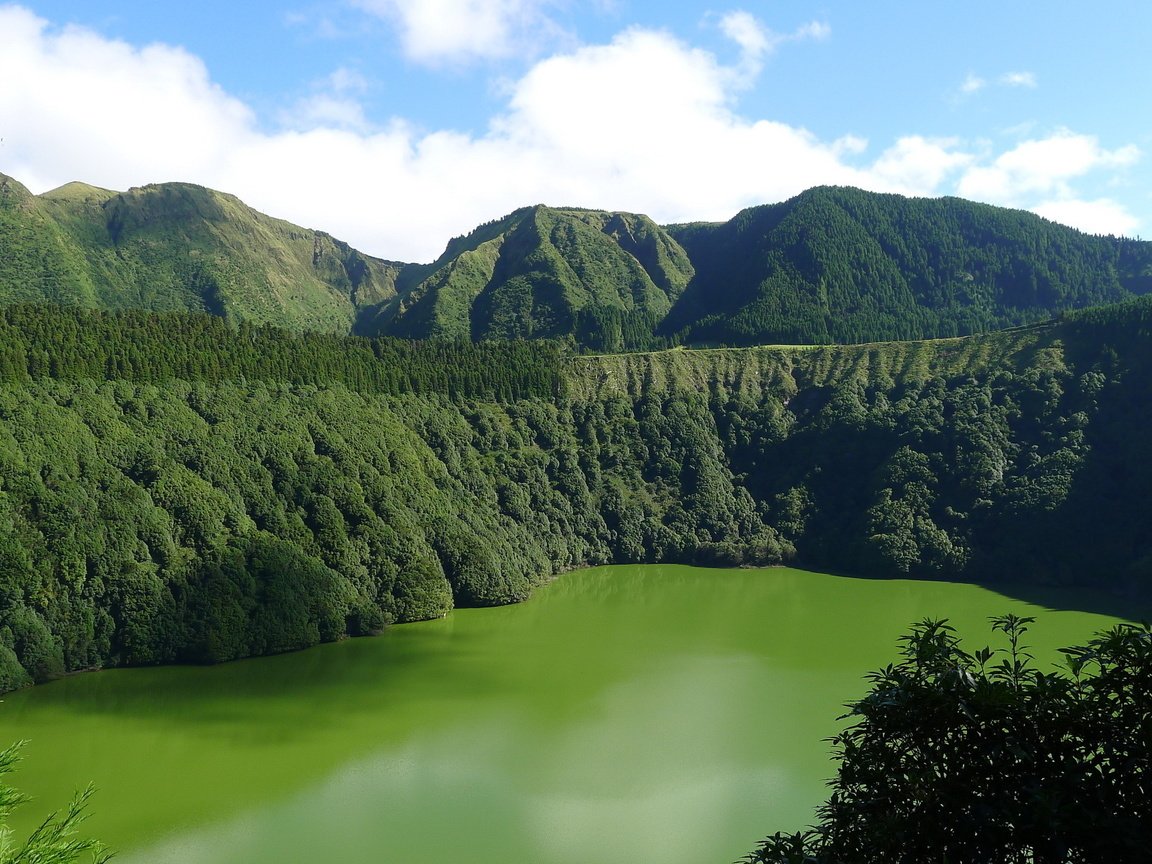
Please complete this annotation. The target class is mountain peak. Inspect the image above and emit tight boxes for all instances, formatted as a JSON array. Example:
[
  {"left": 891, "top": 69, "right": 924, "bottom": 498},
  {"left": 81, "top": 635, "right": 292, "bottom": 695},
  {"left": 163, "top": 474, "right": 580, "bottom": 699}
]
[
  {"left": 40, "top": 181, "right": 118, "bottom": 203},
  {"left": 0, "top": 172, "right": 34, "bottom": 202}
]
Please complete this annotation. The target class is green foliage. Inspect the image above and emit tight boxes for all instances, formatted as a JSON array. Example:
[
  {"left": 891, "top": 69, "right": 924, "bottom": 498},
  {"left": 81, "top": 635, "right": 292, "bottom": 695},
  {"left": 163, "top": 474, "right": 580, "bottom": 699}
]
[
  {"left": 1, "top": 173, "right": 411, "bottom": 334},
  {"left": 0, "top": 304, "right": 566, "bottom": 401},
  {"left": 387, "top": 188, "right": 1152, "bottom": 350},
  {"left": 386, "top": 205, "right": 692, "bottom": 347},
  {"left": 0, "top": 324, "right": 787, "bottom": 686},
  {"left": 664, "top": 186, "right": 1150, "bottom": 347},
  {"left": 6, "top": 173, "right": 1152, "bottom": 351},
  {"left": 0, "top": 742, "right": 109, "bottom": 863},
  {"left": 1, "top": 298, "right": 1151, "bottom": 691},
  {"left": 743, "top": 616, "right": 1152, "bottom": 864},
  {"left": 177, "top": 535, "right": 348, "bottom": 663}
]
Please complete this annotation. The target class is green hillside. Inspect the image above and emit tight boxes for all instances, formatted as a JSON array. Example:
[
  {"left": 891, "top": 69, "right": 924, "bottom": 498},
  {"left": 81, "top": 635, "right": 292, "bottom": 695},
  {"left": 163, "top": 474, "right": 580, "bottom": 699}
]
[
  {"left": 0, "top": 173, "right": 413, "bottom": 333},
  {"left": 0, "top": 297, "right": 1150, "bottom": 689},
  {"left": 662, "top": 186, "right": 1152, "bottom": 345},
  {"left": 381, "top": 187, "right": 1152, "bottom": 349},
  {"left": 383, "top": 205, "right": 693, "bottom": 350},
  {"left": 5, "top": 173, "right": 1151, "bottom": 348}
]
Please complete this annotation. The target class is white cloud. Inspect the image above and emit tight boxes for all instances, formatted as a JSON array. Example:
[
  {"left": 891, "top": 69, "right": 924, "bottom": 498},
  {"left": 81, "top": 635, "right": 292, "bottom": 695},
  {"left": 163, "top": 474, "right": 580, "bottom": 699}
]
[
  {"left": 717, "top": 11, "right": 828, "bottom": 82},
  {"left": 794, "top": 21, "right": 831, "bottom": 42},
  {"left": 1032, "top": 198, "right": 1140, "bottom": 237},
  {"left": 959, "top": 70, "right": 1036, "bottom": 97},
  {"left": 957, "top": 131, "right": 1139, "bottom": 201},
  {"left": 281, "top": 68, "right": 375, "bottom": 132},
  {"left": 0, "top": 5, "right": 1142, "bottom": 262},
  {"left": 999, "top": 71, "right": 1037, "bottom": 88},
  {"left": 326, "top": 67, "right": 371, "bottom": 94},
  {"left": 960, "top": 73, "right": 986, "bottom": 94},
  {"left": 0, "top": 6, "right": 254, "bottom": 194},
  {"left": 351, "top": 0, "right": 563, "bottom": 65},
  {"left": 719, "top": 11, "right": 775, "bottom": 60},
  {"left": 954, "top": 131, "right": 1141, "bottom": 236},
  {"left": 869, "top": 136, "right": 973, "bottom": 193},
  {"left": 285, "top": 93, "right": 373, "bottom": 132}
]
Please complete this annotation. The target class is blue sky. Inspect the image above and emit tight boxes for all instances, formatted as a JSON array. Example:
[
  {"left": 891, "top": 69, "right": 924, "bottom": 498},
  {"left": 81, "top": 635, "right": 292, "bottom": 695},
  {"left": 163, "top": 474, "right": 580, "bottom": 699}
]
[{"left": 1, "top": 1, "right": 1149, "bottom": 261}]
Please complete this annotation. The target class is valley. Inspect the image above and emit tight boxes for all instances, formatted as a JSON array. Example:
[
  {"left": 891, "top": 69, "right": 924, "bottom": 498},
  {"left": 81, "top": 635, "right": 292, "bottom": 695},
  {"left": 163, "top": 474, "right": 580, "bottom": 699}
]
[{"left": 0, "top": 171, "right": 1149, "bottom": 861}]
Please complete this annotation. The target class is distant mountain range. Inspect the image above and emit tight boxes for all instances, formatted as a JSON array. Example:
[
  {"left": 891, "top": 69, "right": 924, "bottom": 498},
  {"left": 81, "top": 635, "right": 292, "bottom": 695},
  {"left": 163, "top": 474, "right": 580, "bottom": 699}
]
[{"left": 3, "top": 172, "right": 1150, "bottom": 348}]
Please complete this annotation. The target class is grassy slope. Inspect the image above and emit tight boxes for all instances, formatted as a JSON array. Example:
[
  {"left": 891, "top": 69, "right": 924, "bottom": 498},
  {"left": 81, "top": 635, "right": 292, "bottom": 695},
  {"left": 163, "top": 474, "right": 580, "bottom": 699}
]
[
  {"left": 1, "top": 174, "right": 413, "bottom": 333},
  {"left": 567, "top": 324, "right": 1052, "bottom": 403}
]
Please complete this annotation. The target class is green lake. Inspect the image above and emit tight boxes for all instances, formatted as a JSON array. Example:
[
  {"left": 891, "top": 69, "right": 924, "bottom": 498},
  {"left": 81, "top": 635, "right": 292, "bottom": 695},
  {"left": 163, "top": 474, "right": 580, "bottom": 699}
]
[{"left": 0, "top": 565, "right": 1133, "bottom": 864}]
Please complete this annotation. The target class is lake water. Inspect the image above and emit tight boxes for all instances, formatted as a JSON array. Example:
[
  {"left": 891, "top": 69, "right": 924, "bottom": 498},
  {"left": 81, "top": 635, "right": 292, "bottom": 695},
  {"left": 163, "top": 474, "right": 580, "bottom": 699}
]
[{"left": 0, "top": 565, "right": 1131, "bottom": 864}]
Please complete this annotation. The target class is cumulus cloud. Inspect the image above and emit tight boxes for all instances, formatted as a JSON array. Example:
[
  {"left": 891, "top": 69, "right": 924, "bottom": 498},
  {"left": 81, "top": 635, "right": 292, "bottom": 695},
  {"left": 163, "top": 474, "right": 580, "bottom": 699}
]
[
  {"left": 957, "top": 131, "right": 1139, "bottom": 202},
  {"left": 719, "top": 11, "right": 775, "bottom": 60},
  {"left": 350, "top": 0, "right": 564, "bottom": 65},
  {"left": 1032, "top": 198, "right": 1140, "bottom": 237},
  {"left": 0, "top": 6, "right": 253, "bottom": 194},
  {"left": 954, "top": 131, "right": 1140, "bottom": 237},
  {"left": 281, "top": 68, "right": 375, "bottom": 132},
  {"left": 0, "top": 5, "right": 1142, "bottom": 261},
  {"left": 869, "top": 137, "right": 974, "bottom": 193}
]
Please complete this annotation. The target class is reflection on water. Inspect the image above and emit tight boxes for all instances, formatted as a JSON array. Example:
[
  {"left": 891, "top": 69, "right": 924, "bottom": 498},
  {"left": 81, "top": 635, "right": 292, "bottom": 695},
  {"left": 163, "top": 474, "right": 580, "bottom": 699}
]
[{"left": 0, "top": 566, "right": 1131, "bottom": 864}]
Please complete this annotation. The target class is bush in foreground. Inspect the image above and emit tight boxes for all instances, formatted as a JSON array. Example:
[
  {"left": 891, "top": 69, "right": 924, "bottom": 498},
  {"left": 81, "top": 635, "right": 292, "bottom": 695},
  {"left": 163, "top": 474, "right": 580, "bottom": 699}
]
[
  {"left": 745, "top": 615, "right": 1151, "bottom": 864},
  {"left": 0, "top": 742, "right": 108, "bottom": 863}
]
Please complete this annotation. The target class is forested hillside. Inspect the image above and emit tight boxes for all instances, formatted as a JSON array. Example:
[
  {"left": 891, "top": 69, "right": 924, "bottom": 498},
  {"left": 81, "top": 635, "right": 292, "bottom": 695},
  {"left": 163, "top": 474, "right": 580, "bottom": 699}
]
[
  {"left": 381, "top": 205, "right": 692, "bottom": 350},
  {"left": 5, "top": 172, "right": 1150, "bottom": 349},
  {"left": 0, "top": 173, "right": 414, "bottom": 334},
  {"left": 1, "top": 299, "right": 1149, "bottom": 690},
  {"left": 662, "top": 186, "right": 1152, "bottom": 345}
]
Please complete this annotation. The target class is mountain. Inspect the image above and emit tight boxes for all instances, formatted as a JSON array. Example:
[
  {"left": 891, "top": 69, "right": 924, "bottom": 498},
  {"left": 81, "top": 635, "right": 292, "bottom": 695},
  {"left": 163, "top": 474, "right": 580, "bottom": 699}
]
[
  {"left": 3, "top": 173, "right": 1152, "bottom": 347},
  {"left": 379, "top": 186, "right": 1152, "bottom": 348},
  {"left": 0, "top": 173, "right": 415, "bottom": 333},
  {"left": 660, "top": 186, "right": 1152, "bottom": 345},
  {"left": 380, "top": 204, "right": 693, "bottom": 351}
]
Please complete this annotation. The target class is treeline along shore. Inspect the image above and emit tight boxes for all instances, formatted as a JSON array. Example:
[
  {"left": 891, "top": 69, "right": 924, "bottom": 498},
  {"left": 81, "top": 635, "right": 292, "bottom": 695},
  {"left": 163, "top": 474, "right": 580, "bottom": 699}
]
[{"left": 1, "top": 297, "right": 1150, "bottom": 690}]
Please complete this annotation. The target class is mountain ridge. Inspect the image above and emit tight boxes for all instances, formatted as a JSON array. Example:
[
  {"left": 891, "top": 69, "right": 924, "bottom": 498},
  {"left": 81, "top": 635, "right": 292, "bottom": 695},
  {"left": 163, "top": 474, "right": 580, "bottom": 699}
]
[
  {"left": 3, "top": 172, "right": 1150, "bottom": 348},
  {"left": 0, "top": 173, "right": 416, "bottom": 333}
]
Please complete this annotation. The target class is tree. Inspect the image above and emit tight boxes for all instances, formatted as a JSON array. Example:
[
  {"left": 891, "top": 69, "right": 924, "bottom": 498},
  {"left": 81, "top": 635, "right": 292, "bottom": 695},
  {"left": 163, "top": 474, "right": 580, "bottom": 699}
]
[
  {"left": 744, "top": 616, "right": 1152, "bottom": 864},
  {"left": 0, "top": 742, "right": 109, "bottom": 863}
]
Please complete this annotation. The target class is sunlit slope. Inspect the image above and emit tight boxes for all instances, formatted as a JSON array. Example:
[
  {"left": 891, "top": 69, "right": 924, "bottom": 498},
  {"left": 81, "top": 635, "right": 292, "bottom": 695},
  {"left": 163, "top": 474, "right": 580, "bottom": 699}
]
[
  {"left": 382, "top": 204, "right": 693, "bottom": 348},
  {"left": 0, "top": 173, "right": 413, "bottom": 333},
  {"left": 0, "top": 297, "right": 1150, "bottom": 689},
  {"left": 5, "top": 173, "right": 1151, "bottom": 347},
  {"left": 662, "top": 186, "right": 1152, "bottom": 345}
]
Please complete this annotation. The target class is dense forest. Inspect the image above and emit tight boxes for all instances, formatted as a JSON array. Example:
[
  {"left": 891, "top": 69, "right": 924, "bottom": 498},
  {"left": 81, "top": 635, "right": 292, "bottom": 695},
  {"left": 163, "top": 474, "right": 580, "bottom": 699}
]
[
  {"left": 0, "top": 297, "right": 1149, "bottom": 690},
  {"left": 358, "top": 187, "right": 1152, "bottom": 347},
  {"left": 662, "top": 186, "right": 1152, "bottom": 345},
  {"left": 5, "top": 172, "right": 1151, "bottom": 351}
]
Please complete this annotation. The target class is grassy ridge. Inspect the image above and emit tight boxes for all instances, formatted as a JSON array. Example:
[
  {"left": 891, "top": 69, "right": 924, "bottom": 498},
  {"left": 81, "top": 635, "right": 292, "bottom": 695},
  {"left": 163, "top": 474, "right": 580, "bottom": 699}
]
[
  {"left": 382, "top": 188, "right": 1152, "bottom": 348},
  {"left": 0, "top": 173, "right": 413, "bottom": 334},
  {"left": 11, "top": 172, "right": 1144, "bottom": 350}
]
